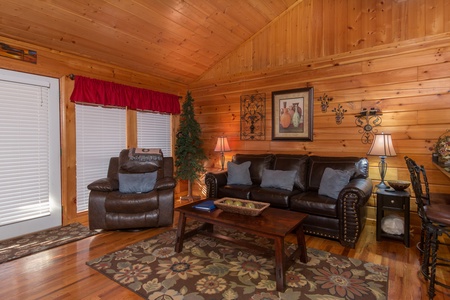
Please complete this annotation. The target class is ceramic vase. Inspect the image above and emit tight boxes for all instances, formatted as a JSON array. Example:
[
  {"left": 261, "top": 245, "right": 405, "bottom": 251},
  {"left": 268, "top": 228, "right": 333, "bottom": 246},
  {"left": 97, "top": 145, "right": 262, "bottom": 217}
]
[
  {"left": 292, "top": 103, "right": 300, "bottom": 127},
  {"left": 280, "top": 102, "right": 291, "bottom": 128}
]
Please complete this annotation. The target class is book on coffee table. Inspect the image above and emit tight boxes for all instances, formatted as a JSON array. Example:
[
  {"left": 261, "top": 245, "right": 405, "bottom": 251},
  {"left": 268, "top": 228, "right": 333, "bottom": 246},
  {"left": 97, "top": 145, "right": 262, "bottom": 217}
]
[{"left": 192, "top": 200, "right": 216, "bottom": 212}]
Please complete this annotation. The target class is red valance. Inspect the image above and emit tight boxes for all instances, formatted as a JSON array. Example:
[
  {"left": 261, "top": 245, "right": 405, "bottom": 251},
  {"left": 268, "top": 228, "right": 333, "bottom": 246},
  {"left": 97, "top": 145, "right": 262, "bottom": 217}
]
[{"left": 70, "top": 76, "right": 180, "bottom": 114}]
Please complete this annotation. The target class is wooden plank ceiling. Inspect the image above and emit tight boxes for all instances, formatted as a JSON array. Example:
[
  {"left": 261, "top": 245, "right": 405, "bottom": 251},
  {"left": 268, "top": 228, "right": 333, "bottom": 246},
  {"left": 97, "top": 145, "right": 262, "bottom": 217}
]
[{"left": 0, "top": 0, "right": 298, "bottom": 85}]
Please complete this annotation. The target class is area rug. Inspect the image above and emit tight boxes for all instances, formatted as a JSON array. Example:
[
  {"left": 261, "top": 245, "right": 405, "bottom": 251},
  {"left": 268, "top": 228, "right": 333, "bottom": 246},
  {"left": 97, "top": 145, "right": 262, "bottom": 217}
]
[
  {"left": 0, "top": 222, "right": 98, "bottom": 264},
  {"left": 87, "top": 226, "right": 389, "bottom": 300}
]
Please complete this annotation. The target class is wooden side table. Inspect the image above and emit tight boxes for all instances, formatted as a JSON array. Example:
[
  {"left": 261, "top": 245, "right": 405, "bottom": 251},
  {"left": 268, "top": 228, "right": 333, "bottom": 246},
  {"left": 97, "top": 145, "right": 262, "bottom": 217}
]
[{"left": 376, "top": 188, "right": 410, "bottom": 247}]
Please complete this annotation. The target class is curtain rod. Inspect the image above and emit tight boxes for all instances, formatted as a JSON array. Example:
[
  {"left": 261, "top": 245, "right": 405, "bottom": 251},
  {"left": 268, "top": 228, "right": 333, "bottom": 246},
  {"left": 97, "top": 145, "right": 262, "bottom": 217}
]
[{"left": 67, "top": 74, "right": 182, "bottom": 99}]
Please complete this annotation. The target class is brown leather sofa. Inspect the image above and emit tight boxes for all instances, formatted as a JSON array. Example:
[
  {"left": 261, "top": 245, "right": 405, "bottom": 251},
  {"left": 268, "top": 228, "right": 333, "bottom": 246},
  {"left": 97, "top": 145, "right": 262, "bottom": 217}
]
[
  {"left": 205, "top": 154, "right": 373, "bottom": 248},
  {"left": 88, "top": 149, "right": 176, "bottom": 230}
]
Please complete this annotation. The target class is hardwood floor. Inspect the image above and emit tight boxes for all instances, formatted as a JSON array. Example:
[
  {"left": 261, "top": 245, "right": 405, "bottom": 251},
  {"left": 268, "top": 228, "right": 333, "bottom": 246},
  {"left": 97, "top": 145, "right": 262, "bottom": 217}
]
[{"left": 0, "top": 206, "right": 449, "bottom": 299}]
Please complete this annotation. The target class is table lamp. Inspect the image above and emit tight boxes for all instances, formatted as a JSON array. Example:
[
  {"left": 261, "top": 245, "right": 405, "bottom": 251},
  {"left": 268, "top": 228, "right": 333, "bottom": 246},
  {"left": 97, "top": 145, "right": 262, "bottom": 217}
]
[
  {"left": 367, "top": 132, "right": 397, "bottom": 189},
  {"left": 214, "top": 136, "right": 231, "bottom": 170}
]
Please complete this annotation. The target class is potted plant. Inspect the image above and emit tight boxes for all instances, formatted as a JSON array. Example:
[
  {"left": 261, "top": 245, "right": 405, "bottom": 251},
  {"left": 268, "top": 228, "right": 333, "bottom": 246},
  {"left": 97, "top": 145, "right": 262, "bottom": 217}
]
[{"left": 174, "top": 91, "right": 207, "bottom": 201}]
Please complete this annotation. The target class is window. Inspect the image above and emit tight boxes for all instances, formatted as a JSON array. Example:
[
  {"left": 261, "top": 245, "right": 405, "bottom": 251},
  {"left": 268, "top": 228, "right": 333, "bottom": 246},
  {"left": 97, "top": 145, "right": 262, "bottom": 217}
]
[
  {"left": 137, "top": 111, "right": 172, "bottom": 156},
  {"left": 0, "top": 69, "right": 61, "bottom": 240},
  {"left": 75, "top": 105, "right": 126, "bottom": 212}
]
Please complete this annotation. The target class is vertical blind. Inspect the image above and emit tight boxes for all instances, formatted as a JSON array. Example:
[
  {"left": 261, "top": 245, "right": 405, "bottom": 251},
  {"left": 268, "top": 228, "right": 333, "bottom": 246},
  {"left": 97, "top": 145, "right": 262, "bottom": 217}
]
[
  {"left": 137, "top": 111, "right": 172, "bottom": 157},
  {"left": 75, "top": 105, "right": 126, "bottom": 212},
  {"left": 0, "top": 72, "right": 61, "bottom": 236}
]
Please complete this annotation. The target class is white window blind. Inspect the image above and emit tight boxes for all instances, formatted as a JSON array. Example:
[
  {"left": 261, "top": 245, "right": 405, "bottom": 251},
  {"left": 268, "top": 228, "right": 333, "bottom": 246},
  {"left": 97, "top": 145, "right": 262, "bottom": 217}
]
[
  {"left": 75, "top": 105, "right": 126, "bottom": 212},
  {"left": 137, "top": 111, "right": 172, "bottom": 156},
  {"left": 0, "top": 69, "right": 61, "bottom": 240}
]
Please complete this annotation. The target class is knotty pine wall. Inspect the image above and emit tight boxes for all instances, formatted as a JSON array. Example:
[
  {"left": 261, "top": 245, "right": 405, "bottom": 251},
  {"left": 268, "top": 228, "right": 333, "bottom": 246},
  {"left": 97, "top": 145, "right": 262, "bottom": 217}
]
[
  {"left": 0, "top": 36, "right": 186, "bottom": 225},
  {"left": 190, "top": 0, "right": 450, "bottom": 220}
]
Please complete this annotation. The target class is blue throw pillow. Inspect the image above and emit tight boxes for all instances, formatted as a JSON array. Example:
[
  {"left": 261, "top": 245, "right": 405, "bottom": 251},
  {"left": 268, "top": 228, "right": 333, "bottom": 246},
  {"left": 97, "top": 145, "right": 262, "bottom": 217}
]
[
  {"left": 318, "top": 167, "right": 352, "bottom": 199},
  {"left": 260, "top": 169, "right": 297, "bottom": 191},
  {"left": 227, "top": 161, "right": 252, "bottom": 185},
  {"left": 118, "top": 172, "right": 157, "bottom": 193}
]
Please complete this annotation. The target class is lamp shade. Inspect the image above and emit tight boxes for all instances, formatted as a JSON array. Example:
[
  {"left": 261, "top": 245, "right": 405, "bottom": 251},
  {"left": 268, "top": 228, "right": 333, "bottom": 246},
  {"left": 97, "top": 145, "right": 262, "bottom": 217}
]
[
  {"left": 367, "top": 133, "right": 397, "bottom": 157},
  {"left": 214, "top": 137, "right": 231, "bottom": 152}
]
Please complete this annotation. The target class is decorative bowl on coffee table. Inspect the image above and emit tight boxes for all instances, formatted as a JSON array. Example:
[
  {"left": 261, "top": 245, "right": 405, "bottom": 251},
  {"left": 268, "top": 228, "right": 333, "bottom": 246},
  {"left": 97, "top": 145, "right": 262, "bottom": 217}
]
[{"left": 214, "top": 198, "right": 270, "bottom": 216}]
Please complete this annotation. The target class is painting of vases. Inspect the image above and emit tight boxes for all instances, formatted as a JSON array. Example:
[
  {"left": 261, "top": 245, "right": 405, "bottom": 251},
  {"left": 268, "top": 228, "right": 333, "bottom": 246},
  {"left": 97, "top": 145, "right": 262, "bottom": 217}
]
[
  {"left": 278, "top": 99, "right": 304, "bottom": 132},
  {"left": 272, "top": 87, "right": 313, "bottom": 141}
]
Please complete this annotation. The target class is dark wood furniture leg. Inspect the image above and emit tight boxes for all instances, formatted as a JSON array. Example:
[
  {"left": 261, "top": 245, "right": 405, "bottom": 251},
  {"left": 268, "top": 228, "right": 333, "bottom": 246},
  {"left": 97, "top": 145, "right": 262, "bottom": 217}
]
[
  {"left": 296, "top": 225, "right": 307, "bottom": 263},
  {"left": 274, "top": 237, "right": 285, "bottom": 292},
  {"left": 175, "top": 212, "right": 186, "bottom": 253}
]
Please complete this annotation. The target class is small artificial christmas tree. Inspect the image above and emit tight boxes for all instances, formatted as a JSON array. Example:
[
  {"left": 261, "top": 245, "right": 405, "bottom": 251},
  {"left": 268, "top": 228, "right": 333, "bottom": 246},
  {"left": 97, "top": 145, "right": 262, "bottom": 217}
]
[{"left": 175, "top": 91, "right": 207, "bottom": 201}]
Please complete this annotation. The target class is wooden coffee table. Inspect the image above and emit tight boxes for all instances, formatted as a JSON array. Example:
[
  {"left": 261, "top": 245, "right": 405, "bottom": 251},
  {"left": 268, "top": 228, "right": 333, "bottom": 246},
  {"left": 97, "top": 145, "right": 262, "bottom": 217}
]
[{"left": 174, "top": 200, "right": 309, "bottom": 292}]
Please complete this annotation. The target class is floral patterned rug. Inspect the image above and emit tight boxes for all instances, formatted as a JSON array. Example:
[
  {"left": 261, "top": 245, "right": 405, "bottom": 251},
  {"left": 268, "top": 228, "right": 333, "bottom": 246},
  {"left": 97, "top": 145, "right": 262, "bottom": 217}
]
[
  {"left": 0, "top": 222, "right": 98, "bottom": 264},
  {"left": 87, "top": 226, "right": 389, "bottom": 300}
]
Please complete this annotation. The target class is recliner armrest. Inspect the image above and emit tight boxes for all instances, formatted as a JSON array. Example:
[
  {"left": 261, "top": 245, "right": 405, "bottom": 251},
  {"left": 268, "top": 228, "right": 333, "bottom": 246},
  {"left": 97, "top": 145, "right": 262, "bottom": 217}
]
[
  {"left": 154, "top": 177, "right": 176, "bottom": 190},
  {"left": 87, "top": 177, "right": 119, "bottom": 192}
]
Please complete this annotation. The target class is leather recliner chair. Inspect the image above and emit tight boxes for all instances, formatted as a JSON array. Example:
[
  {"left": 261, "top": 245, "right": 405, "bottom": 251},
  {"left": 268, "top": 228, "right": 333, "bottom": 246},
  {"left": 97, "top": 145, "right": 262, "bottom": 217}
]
[{"left": 87, "top": 148, "right": 176, "bottom": 230}]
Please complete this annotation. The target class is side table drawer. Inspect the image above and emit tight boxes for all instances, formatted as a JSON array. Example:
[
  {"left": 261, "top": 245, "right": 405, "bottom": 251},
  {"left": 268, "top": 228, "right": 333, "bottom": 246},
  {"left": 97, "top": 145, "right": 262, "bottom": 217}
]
[{"left": 381, "top": 197, "right": 404, "bottom": 209}]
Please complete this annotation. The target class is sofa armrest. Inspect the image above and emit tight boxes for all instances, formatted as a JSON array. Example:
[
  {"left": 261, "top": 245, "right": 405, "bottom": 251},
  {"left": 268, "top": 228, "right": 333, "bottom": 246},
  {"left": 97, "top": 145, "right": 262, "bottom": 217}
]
[
  {"left": 154, "top": 177, "right": 177, "bottom": 190},
  {"left": 87, "top": 177, "right": 119, "bottom": 192},
  {"left": 339, "top": 177, "right": 373, "bottom": 206},
  {"left": 337, "top": 177, "right": 373, "bottom": 248},
  {"left": 205, "top": 171, "right": 228, "bottom": 198}
]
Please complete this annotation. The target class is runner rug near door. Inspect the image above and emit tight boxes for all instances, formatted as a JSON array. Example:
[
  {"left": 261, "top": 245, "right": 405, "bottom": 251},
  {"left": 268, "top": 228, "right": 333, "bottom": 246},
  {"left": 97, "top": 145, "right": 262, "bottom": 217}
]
[
  {"left": 87, "top": 226, "right": 389, "bottom": 300},
  {"left": 0, "top": 222, "right": 98, "bottom": 264}
]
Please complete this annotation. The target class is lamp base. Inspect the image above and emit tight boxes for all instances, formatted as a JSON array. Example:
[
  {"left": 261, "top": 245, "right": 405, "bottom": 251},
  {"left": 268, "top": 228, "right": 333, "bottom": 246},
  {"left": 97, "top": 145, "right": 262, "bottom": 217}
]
[{"left": 376, "top": 181, "right": 388, "bottom": 189}]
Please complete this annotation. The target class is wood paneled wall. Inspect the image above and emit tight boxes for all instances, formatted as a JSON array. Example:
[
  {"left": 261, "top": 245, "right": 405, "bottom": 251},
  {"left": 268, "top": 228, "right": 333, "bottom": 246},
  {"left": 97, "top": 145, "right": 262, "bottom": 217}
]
[
  {"left": 0, "top": 36, "right": 185, "bottom": 224},
  {"left": 189, "top": 0, "right": 450, "bottom": 219}
]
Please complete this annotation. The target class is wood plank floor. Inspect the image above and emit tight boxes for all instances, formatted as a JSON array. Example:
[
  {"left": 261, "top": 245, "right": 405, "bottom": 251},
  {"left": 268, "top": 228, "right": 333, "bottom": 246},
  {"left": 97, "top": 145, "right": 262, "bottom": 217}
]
[{"left": 0, "top": 205, "right": 449, "bottom": 299}]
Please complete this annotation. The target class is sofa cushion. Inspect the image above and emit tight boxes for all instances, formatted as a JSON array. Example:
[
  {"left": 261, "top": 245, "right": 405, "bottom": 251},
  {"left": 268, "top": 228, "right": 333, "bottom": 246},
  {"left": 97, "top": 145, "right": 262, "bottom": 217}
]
[
  {"left": 118, "top": 172, "right": 157, "bottom": 193},
  {"left": 318, "top": 167, "right": 352, "bottom": 199},
  {"left": 250, "top": 187, "right": 300, "bottom": 208},
  {"left": 307, "top": 156, "right": 363, "bottom": 191},
  {"left": 227, "top": 161, "right": 252, "bottom": 185},
  {"left": 260, "top": 169, "right": 297, "bottom": 191},
  {"left": 290, "top": 191, "right": 338, "bottom": 218},
  {"left": 274, "top": 154, "right": 309, "bottom": 191},
  {"left": 233, "top": 154, "right": 275, "bottom": 185}
]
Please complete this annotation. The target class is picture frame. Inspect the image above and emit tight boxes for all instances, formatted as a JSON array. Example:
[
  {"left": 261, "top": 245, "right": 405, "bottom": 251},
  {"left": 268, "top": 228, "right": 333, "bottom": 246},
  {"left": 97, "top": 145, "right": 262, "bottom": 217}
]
[{"left": 272, "top": 87, "right": 314, "bottom": 141}]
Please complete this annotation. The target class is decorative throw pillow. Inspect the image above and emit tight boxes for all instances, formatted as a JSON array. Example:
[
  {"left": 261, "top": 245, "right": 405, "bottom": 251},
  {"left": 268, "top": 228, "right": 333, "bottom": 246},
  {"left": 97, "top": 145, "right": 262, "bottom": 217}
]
[
  {"left": 118, "top": 172, "right": 157, "bottom": 193},
  {"left": 260, "top": 169, "right": 297, "bottom": 191},
  {"left": 227, "top": 161, "right": 252, "bottom": 185},
  {"left": 318, "top": 167, "right": 352, "bottom": 199}
]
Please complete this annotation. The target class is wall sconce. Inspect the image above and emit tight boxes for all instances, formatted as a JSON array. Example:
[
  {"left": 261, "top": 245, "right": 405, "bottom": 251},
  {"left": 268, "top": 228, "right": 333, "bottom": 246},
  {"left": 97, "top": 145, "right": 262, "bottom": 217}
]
[
  {"left": 214, "top": 136, "right": 231, "bottom": 170},
  {"left": 318, "top": 94, "right": 333, "bottom": 112},
  {"left": 332, "top": 104, "right": 347, "bottom": 125},
  {"left": 367, "top": 132, "right": 397, "bottom": 189}
]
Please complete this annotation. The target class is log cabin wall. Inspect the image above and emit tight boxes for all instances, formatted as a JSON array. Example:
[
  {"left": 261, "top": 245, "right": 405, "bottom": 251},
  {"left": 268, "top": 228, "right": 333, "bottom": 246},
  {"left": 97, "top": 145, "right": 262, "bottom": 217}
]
[
  {"left": 0, "top": 36, "right": 186, "bottom": 224},
  {"left": 189, "top": 0, "right": 450, "bottom": 219}
]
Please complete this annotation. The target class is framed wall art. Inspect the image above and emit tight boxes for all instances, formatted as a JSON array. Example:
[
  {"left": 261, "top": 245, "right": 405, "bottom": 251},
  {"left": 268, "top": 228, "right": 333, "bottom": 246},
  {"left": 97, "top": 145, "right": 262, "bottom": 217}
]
[
  {"left": 240, "top": 93, "right": 265, "bottom": 140},
  {"left": 272, "top": 87, "right": 314, "bottom": 141}
]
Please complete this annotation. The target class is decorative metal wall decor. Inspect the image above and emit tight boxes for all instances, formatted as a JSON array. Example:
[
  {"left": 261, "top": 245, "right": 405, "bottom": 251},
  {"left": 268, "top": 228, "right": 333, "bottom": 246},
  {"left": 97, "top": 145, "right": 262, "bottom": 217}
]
[
  {"left": 318, "top": 94, "right": 333, "bottom": 112},
  {"left": 355, "top": 107, "right": 383, "bottom": 144},
  {"left": 332, "top": 104, "right": 347, "bottom": 125},
  {"left": 240, "top": 93, "right": 265, "bottom": 140}
]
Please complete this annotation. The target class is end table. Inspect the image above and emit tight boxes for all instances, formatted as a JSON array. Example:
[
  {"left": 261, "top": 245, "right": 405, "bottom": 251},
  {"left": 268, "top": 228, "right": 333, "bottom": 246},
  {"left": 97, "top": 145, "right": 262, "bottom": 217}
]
[{"left": 376, "top": 188, "right": 410, "bottom": 247}]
